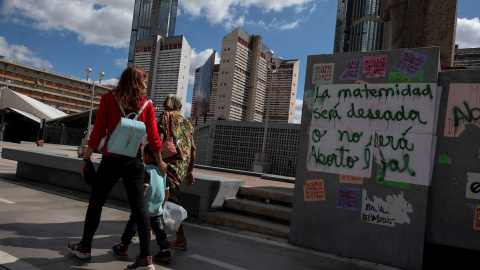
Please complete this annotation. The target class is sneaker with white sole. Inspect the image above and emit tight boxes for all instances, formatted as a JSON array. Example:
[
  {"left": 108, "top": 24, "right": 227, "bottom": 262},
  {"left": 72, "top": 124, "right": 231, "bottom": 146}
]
[
  {"left": 67, "top": 241, "right": 91, "bottom": 259},
  {"left": 125, "top": 255, "right": 156, "bottom": 270}
]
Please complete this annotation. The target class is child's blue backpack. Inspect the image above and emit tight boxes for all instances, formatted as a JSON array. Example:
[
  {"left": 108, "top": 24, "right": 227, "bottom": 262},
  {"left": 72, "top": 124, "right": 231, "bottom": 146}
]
[{"left": 107, "top": 97, "right": 152, "bottom": 157}]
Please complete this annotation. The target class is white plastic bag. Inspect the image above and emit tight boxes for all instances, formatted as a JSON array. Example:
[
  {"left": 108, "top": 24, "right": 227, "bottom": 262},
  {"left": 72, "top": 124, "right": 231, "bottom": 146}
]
[{"left": 163, "top": 201, "right": 187, "bottom": 231}]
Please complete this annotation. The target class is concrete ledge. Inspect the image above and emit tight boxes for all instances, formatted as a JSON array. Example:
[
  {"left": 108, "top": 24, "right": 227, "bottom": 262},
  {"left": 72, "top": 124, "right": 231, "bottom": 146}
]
[
  {"left": 195, "top": 164, "right": 295, "bottom": 183},
  {"left": 195, "top": 164, "right": 263, "bottom": 177},
  {"left": 1, "top": 147, "right": 245, "bottom": 221},
  {"left": 1, "top": 147, "right": 128, "bottom": 201},
  {"left": 180, "top": 172, "right": 244, "bottom": 220}
]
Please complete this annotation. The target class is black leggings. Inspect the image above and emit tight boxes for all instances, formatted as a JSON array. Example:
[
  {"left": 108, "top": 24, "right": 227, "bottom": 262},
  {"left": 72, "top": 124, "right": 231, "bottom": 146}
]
[{"left": 81, "top": 155, "right": 151, "bottom": 257}]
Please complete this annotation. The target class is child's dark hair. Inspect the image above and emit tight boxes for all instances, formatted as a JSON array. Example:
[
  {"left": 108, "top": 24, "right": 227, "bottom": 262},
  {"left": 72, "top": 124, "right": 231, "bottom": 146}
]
[{"left": 143, "top": 144, "right": 155, "bottom": 159}]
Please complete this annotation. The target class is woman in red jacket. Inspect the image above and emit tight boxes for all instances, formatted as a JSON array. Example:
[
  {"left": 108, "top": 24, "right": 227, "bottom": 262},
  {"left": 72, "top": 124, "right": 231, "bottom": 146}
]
[{"left": 67, "top": 65, "right": 166, "bottom": 270}]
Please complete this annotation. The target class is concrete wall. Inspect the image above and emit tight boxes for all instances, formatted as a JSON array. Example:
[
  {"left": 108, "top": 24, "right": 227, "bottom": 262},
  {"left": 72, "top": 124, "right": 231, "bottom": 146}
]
[
  {"left": 426, "top": 69, "right": 480, "bottom": 249},
  {"left": 290, "top": 47, "right": 441, "bottom": 270},
  {"left": 1, "top": 148, "right": 244, "bottom": 221}
]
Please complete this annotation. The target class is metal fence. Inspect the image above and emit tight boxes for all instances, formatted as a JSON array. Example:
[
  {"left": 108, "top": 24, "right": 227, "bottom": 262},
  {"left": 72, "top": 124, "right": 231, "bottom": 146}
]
[{"left": 193, "top": 120, "right": 301, "bottom": 177}]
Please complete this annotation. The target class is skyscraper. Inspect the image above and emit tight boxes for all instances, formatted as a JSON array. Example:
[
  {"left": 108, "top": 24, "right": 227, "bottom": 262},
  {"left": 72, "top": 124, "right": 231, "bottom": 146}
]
[
  {"left": 213, "top": 28, "right": 271, "bottom": 122},
  {"left": 191, "top": 28, "right": 298, "bottom": 123},
  {"left": 128, "top": 0, "right": 178, "bottom": 67},
  {"left": 134, "top": 35, "right": 191, "bottom": 116},
  {"left": 265, "top": 59, "right": 299, "bottom": 123},
  {"left": 333, "top": 0, "right": 384, "bottom": 53},
  {"left": 127, "top": 0, "right": 190, "bottom": 116},
  {"left": 151, "top": 35, "right": 191, "bottom": 116}
]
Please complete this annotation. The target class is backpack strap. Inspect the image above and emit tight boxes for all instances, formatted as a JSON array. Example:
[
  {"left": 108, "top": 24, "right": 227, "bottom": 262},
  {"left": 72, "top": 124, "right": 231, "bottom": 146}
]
[
  {"left": 113, "top": 95, "right": 127, "bottom": 117},
  {"left": 113, "top": 95, "right": 152, "bottom": 120},
  {"left": 134, "top": 100, "right": 152, "bottom": 120}
]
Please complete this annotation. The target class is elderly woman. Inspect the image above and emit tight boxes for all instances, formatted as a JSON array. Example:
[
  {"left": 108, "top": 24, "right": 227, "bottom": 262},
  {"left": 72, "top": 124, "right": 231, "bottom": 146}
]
[{"left": 157, "top": 94, "right": 195, "bottom": 249}]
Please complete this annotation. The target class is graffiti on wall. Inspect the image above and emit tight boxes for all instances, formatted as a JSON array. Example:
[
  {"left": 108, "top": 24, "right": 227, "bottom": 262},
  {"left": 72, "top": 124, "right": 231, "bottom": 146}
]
[
  {"left": 310, "top": 83, "right": 437, "bottom": 133},
  {"left": 466, "top": 173, "right": 480, "bottom": 200},
  {"left": 361, "top": 189, "right": 413, "bottom": 227},
  {"left": 337, "top": 187, "right": 360, "bottom": 211},
  {"left": 444, "top": 83, "right": 480, "bottom": 137},
  {"left": 307, "top": 83, "right": 437, "bottom": 185},
  {"left": 339, "top": 174, "right": 363, "bottom": 184},
  {"left": 363, "top": 55, "right": 387, "bottom": 78},
  {"left": 307, "top": 127, "right": 374, "bottom": 177},
  {"left": 340, "top": 59, "right": 361, "bottom": 81},
  {"left": 474, "top": 205, "right": 480, "bottom": 230},
  {"left": 304, "top": 179, "right": 326, "bottom": 201},
  {"left": 394, "top": 49, "right": 427, "bottom": 77},
  {"left": 312, "top": 63, "right": 335, "bottom": 84}
]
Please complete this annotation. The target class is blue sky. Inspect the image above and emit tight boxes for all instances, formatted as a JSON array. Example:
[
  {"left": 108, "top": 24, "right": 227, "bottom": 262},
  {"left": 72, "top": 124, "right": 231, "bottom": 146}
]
[{"left": 1, "top": 0, "right": 479, "bottom": 122}]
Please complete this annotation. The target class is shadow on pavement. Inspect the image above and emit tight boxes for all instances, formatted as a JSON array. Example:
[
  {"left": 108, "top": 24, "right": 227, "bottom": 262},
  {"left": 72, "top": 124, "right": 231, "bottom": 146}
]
[
  {"left": 423, "top": 242, "right": 480, "bottom": 269},
  {"left": 0, "top": 221, "right": 171, "bottom": 270}
]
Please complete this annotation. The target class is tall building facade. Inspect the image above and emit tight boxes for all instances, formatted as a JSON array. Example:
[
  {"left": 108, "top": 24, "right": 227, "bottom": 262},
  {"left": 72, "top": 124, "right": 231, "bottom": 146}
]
[
  {"left": 191, "top": 64, "right": 220, "bottom": 121},
  {"left": 333, "top": 0, "right": 384, "bottom": 53},
  {"left": 134, "top": 35, "right": 191, "bottom": 116},
  {"left": 191, "top": 28, "right": 298, "bottom": 123},
  {"left": 265, "top": 59, "right": 299, "bottom": 123},
  {"left": 454, "top": 45, "right": 480, "bottom": 69},
  {"left": 213, "top": 28, "right": 271, "bottom": 122},
  {"left": 0, "top": 57, "right": 111, "bottom": 115},
  {"left": 128, "top": 0, "right": 178, "bottom": 67}
]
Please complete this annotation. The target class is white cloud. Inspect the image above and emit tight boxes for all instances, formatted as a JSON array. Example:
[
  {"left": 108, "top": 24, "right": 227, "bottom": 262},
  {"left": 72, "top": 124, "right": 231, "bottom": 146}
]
[
  {"left": 0, "top": 36, "right": 53, "bottom": 69},
  {"left": 179, "top": 0, "right": 315, "bottom": 30},
  {"left": 189, "top": 48, "right": 221, "bottom": 84},
  {"left": 115, "top": 58, "right": 128, "bottom": 68},
  {"left": 101, "top": 78, "right": 118, "bottom": 87},
  {"left": 294, "top": 98, "right": 302, "bottom": 124},
  {"left": 0, "top": 0, "right": 133, "bottom": 48},
  {"left": 456, "top": 17, "right": 480, "bottom": 49},
  {"left": 309, "top": 3, "right": 316, "bottom": 14},
  {"left": 184, "top": 102, "right": 192, "bottom": 117}
]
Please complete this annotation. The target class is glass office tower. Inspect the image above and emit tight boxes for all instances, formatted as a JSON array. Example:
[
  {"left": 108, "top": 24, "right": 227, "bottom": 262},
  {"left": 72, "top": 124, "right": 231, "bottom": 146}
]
[
  {"left": 333, "top": 0, "right": 384, "bottom": 53},
  {"left": 128, "top": 0, "right": 178, "bottom": 66}
]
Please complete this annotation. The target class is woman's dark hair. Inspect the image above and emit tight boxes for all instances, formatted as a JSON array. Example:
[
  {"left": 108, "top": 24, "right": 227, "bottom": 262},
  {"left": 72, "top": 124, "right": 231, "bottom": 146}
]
[{"left": 114, "top": 65, "right": 147, "bottom": 114}]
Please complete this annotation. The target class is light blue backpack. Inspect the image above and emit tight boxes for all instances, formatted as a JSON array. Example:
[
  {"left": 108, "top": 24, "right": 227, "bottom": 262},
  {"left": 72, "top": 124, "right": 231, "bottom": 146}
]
[{"left": 107, "top": 97, "right": 152, "bottom": 157}]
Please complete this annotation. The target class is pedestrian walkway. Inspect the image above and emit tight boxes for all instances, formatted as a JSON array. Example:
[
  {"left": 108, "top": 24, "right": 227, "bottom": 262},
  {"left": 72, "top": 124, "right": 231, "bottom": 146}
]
[
  {"left": 3, "top": 141, "right": 478, "bottom": 269},
  {"left": 0, "top": 142, "right": 400, "bottom": 270}
]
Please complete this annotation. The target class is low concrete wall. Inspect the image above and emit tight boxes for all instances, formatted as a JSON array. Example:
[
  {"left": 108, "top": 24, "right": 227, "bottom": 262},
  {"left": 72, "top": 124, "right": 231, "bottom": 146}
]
[{"left": 1, "top": 148, "right": 244, "bottom": 220}]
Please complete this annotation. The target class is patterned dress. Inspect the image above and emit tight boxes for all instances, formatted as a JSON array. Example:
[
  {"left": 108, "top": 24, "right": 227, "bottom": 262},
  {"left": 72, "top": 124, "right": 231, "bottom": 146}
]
[{"left": 157, "top": 111, "right": 194, "bottom": 204}]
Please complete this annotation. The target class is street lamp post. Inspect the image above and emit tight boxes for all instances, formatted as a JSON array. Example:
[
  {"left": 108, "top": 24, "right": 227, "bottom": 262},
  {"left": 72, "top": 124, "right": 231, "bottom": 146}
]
[
  {"left": 84, "top": 68, "right": 104, "bottom": 140},
  {"left": 0, "top": 80, "right": 11, "bottom": 141},
  {"left": 77, "top": 69, "right": 104, "bottom": 157},
  {"left": 252, "top": 50, "right": 283, "bottom": 173},
  {"left": 262, "top": 55, "right": 283, "bottom": 155}
]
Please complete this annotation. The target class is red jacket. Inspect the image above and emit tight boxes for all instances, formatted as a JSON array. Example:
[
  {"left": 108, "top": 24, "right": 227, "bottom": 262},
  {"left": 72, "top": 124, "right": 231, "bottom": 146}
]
[{"left": 88, "top": 92, "right": 162, "bottom": 156}]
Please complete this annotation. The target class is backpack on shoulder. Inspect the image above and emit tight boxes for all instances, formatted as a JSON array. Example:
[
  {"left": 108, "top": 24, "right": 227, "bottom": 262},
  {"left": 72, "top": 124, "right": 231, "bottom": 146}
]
[{"left": 107, "top": 97, "right": 152, "bottom": 157}]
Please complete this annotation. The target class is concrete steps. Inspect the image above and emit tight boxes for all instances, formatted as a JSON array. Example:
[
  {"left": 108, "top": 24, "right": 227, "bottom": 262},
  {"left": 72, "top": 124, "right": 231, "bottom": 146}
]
[
  {"left": 205, "top": 185, "right": 293, "bottom": 238},
  {"left": 206, "top": 211, "right": 291, "bottom": 238},
  {"left": 224, "top": 197, "right": 292, "bottom": 222}
]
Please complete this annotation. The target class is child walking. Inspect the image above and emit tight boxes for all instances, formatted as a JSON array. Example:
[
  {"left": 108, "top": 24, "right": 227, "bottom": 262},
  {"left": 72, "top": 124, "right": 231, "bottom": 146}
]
[{"left": 113, "top": 144, "right": 172, "bottom": 263}]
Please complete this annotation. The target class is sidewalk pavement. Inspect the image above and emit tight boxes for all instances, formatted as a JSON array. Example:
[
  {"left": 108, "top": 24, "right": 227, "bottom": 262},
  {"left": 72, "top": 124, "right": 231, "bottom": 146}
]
[
  {"left": 0, "top": 141, "right": 403, "bottom": 270},
  {"left": 3, "top": 141, "right": 478, "bottom": 269}
]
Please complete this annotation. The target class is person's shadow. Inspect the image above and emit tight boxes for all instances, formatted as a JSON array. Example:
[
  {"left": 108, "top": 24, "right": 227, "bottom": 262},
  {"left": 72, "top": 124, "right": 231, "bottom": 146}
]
[{"left": 0, "top": 220, "right": 170, "bottom": 269}]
